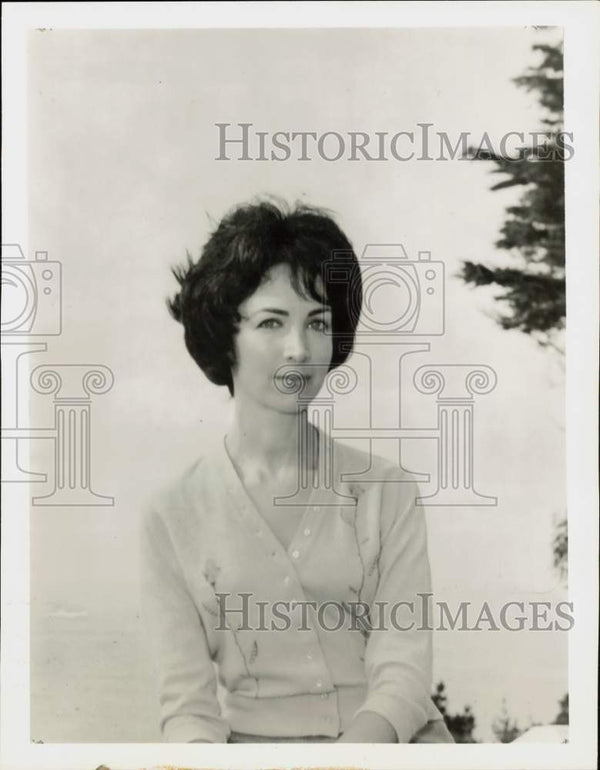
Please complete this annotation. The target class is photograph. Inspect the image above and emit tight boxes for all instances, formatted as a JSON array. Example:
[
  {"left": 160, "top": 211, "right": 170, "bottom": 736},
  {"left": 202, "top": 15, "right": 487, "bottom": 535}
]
[{"left": 1, "top": 3, "right": 598, "bottom": 770}]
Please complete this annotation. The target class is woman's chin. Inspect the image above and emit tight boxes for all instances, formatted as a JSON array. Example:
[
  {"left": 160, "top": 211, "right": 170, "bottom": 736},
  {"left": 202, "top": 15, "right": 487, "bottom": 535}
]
[
  {"left": 271, "top": 381, "right": 321, "bottom": 404},
  {"left": 272, "top": 397, "right": 312, "bottom": 414}
]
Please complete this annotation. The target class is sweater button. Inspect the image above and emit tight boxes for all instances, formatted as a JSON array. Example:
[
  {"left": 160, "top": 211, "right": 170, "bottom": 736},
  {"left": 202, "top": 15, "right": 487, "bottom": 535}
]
[
  {"left": 316, "top": 679, "right": 323, "bottom": 688},
  {"left": 292, "top": 550, "right": 300, "bottom": 559},
  {"left": 303, "top": 528, "right": 311, "bottom": 536}
]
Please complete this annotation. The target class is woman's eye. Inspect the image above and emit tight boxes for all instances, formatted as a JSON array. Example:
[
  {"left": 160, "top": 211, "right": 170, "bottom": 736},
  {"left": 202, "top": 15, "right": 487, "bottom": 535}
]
[
  {"left": 309, "top": 319, "right": 331, "bottom": 332},
  {"left": 258, "top": 318, "right": 281, "bottom": 329}
]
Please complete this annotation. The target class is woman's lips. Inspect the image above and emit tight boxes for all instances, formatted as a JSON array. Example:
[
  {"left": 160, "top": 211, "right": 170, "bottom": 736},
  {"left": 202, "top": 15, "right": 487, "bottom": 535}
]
[{"left": 273, "top": 373, "right": 313, "bottom": 385}]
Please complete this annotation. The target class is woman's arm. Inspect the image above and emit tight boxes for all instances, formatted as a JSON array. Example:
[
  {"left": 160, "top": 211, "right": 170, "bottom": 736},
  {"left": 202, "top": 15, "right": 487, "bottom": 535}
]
[
  {"left": 344, "top": 472, "right": 433, "bottom": 743},
  {"left": 140, "top": 504, "right": 230, "bottom": 743},
  {"left": 336, "top": 711, "right": 397, "bottom": 743}
]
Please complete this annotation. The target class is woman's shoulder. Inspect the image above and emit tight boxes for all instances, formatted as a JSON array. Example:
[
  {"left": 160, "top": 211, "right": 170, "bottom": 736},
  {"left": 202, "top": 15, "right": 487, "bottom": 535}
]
[
  {"left": 331, "top": 438, "right": 423, "bottom": 529},
  {"left": 332, "top": 437, "right": 419, "bottom": 485}
]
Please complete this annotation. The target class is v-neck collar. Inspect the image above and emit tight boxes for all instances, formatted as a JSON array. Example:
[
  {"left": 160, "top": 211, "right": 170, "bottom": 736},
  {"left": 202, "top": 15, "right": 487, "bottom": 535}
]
[{"left": 214, "top": 424, "right": 327, "bottom": 559}]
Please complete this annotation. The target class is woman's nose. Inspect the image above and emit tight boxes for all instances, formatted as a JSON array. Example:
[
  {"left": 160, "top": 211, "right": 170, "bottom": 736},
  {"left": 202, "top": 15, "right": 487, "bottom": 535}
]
[{"left": 284, "top": 327, "right": 309, "bottom": 362}]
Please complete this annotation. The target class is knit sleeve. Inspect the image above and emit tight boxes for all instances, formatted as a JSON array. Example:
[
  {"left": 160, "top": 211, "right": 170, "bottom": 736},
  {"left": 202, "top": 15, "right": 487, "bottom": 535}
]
[
  {"left": 353, "top": 472, "right": 433, "bottom": 743},
  {"left": 140, "top": 503, "right": 230, "bottom": 743}
]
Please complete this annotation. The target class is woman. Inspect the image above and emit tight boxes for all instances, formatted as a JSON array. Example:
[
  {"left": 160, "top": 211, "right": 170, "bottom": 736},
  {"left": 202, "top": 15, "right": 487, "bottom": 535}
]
[{"left": 140, "top": 200, "right": 453, "bottom": 743}]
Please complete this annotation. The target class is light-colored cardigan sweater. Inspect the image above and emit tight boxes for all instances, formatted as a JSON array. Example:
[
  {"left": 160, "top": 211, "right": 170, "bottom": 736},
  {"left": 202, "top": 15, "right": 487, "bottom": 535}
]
[{"left": 140, "top": 428, "right": 442, "bottom": 742}]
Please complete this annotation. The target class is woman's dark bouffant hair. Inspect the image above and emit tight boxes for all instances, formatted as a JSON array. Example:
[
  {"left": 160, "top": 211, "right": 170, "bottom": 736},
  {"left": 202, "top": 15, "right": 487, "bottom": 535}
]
[{"left": 167, "top": 199, "right": 363, "bottom": 396}]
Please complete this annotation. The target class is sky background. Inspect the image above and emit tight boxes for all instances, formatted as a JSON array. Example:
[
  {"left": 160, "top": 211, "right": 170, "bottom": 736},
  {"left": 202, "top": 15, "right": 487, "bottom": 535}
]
[{"left": 24, "top": 26, "right": 567, "bottom": 743}]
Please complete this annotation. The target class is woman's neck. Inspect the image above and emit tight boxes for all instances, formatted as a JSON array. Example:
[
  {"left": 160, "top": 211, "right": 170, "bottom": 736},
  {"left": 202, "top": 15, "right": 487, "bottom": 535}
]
[{"left": 225, "top": 402, "right": 318, "bottom": 485}]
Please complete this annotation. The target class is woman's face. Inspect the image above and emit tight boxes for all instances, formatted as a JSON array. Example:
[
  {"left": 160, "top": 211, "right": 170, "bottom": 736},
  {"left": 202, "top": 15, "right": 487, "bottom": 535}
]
[{"left": 231, "top": 263, "right": 333, "bottom": 413}]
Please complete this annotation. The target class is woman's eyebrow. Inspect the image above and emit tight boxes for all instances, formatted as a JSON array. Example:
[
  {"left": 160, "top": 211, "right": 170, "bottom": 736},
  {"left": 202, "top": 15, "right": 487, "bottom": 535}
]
[{"left": 251, "top": 306, "right": 331, "bottom": 317}]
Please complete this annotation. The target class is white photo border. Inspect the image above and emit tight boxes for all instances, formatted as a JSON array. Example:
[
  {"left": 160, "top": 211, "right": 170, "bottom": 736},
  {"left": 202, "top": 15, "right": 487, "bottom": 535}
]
[{"left": 1, "top": 2, "right": 598, "bottom": 769}]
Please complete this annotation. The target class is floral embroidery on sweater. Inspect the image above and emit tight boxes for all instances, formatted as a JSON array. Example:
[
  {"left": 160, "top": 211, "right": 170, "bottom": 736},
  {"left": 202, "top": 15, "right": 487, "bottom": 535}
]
[
  {"left": 340, "top": 482, "right": 384, "bottom": 661},
  {"left": 202, "top": 557, "right": 261, "bottom": 697}
]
